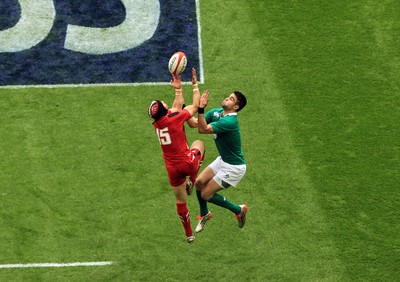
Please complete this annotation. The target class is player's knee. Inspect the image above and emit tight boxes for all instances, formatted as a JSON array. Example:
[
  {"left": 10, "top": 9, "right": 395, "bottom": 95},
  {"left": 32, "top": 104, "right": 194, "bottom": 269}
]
[
  {"left": 201, "top": 190, "right": 212, "bottom": 201},
  {"left": 195, "top": 179, "right": 204, "bottom": 190}
]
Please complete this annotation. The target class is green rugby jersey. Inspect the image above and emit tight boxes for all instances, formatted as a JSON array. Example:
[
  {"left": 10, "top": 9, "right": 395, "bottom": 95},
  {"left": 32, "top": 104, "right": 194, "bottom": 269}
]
[{"left": 205, "top": 108, "right": 246, "bottom": 165}]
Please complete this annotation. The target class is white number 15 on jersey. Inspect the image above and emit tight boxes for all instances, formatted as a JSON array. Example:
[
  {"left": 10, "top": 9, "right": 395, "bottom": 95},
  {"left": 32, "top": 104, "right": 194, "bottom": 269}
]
[{"left": 156, "top": 128, "right": 171, "bottom": 145}]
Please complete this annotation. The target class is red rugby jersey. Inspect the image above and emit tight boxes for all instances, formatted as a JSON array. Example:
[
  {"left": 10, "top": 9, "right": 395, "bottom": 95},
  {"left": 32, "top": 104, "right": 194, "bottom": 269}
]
[{"left": 153, "top": 109, "right": 192, "bottom": 164}]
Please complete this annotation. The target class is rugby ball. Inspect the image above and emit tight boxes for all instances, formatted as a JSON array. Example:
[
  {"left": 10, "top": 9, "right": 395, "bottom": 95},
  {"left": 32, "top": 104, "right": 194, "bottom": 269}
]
[{"left": 168, "top": 52, "right": 187, "bottom": 75}]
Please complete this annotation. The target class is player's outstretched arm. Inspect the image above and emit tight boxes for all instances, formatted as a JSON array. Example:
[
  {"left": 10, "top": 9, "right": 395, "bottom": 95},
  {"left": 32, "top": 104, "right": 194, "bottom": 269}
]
[
  {"left": 183, "top": 68, "right": 200, "bottom": 118},
  {"left": 186, "top": 117, "right": 198, "bottom": 128},
  {"left": 191, "top": 68, "right": 200, "bottom": 109},
  {"left": 198, "top": 90, "right": 214, "bottom": 134},
  {"left": 170, "top": 73, "right": 183, "bottom": 112}
]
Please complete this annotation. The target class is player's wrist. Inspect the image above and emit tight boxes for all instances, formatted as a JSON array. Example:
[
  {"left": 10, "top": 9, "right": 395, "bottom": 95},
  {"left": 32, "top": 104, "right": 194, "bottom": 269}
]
[
  {"left": 175, "top": 88, "right": 182, "bottom": 95},
  {"left": 198, "top": 107, "right": 205, "bottom": 114}
]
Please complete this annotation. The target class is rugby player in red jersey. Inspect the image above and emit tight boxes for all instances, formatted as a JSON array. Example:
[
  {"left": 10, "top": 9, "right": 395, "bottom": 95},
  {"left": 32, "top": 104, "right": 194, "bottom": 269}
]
[{"left": 148, "top": 68, "right": 206, "bottom": 243}]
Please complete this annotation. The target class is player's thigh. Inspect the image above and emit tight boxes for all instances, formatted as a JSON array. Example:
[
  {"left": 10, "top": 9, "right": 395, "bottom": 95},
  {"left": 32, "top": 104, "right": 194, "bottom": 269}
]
[
  {"left": 195, "top": 166, "right": 215, "bottom": 189},
  {"left": 190, "top": 139, "right": 205, "bottom": 155},
  {"left": 201, "top": 178, "right": 223, "bottom": 201}
]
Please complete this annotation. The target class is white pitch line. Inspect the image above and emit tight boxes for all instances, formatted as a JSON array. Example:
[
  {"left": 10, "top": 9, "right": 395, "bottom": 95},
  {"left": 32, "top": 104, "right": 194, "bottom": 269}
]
[
  {"left": 0, "top": 261, "right": 113, "bottom": 269},
  {"left": 195, "top": 0, "right": 205, "bottom": 84}
]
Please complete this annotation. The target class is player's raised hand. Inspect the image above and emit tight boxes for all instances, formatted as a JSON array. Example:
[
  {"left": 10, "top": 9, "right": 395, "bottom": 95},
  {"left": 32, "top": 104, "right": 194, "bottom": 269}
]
[
  {"left": 192, "top": 68, "right": 197, "bottom": 85},
  {"left": 200, "top": 90, "right": 209, "bottom": 108},
  {"left": 170, "top": 73, "right": 182, "bottom": 90}
]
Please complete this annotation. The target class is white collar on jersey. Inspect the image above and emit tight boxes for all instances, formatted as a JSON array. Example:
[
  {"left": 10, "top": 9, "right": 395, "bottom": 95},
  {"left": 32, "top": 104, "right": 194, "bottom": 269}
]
[{"left": 221, "top": 112, "right": 238, "bottom": 117}]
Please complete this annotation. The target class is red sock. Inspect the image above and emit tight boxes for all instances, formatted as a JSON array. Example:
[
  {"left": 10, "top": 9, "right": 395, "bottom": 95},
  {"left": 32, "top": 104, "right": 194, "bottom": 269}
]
[{"left": 176, "top": 202, "right": 193, "bottom": 236}]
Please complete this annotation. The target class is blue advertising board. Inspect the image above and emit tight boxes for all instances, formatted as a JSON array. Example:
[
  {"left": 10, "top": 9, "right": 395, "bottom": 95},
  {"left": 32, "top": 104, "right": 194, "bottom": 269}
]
[{"left": 0, "top": 0, "right": 202, "bottom": 86}]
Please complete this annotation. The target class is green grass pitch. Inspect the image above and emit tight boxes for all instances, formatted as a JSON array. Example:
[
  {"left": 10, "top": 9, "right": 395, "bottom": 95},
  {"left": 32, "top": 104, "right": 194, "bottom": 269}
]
[{"left": 0, "top": 0, "right": 399, "bottom": 281}]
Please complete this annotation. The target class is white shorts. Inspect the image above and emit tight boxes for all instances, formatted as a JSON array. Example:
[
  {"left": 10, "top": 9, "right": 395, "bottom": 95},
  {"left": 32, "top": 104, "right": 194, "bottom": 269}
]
[{"left": 209, "top": 156, "right": 246, "bottom": 188}]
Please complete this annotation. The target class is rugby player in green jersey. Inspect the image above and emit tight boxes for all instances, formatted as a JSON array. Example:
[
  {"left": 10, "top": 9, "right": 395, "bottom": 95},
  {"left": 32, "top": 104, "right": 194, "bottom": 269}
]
[{"left": 194, "top": 90, "right": 248, "bottom": 232}]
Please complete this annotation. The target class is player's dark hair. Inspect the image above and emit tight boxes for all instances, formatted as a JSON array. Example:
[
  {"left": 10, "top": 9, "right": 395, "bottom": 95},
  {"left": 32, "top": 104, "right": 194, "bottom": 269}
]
[{"left": 233, "top": 91, "right": 247, "bottom": 112}]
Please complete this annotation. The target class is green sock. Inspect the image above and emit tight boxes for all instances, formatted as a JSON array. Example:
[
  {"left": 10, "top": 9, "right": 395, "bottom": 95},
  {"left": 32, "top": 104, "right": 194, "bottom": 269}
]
[
  {"left": 209, "top": 193, "right": 241, "bottom": 214},
  {"left": 196, "top": 190, "right": 209, "bottom": 216}
]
